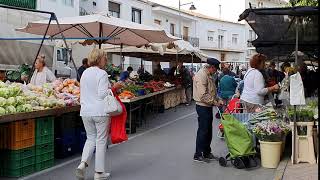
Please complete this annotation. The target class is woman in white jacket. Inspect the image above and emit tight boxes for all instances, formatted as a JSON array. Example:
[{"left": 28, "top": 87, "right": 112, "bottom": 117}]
[
  {"left": 76, "top": 49, "right": 117, "bottom": 180},
  {"left": 240, "top": 54, "right": 279, "bottom": 112}
]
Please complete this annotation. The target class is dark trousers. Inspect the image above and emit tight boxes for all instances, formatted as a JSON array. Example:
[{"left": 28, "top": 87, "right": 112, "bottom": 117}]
[{"left": 195, "top": 105, "right": 213, "bottom": 157}]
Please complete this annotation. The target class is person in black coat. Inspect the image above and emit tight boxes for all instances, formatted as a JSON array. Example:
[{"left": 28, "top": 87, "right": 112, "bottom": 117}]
[{"left": 77, "top": 58, "right": 89, "bottom": 81}]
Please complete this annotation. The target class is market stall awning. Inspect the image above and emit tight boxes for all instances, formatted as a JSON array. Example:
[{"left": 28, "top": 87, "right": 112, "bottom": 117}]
[
  {"left": 238, "top": 6, "right": 319, "bottom": 60},
  {"left": 104, "top": 40, "right": 209, "bottom": 63},
  {"left": 16, "top": 13, "right": 178, "bottom": 47}
]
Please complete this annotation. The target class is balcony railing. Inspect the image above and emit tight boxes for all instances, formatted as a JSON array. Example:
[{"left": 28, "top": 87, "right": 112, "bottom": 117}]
[
  {"left": 171, "top": 34, "right": 199, "bottom": 48},
  {"left": 247, "top": 40, "right": 254, "bottom": 47},
  {"left": 79, "top": 7, "right": 90, "bottom": 16},
  {"left": 0, "top": 0, "right": 36, "bottom": 9}
]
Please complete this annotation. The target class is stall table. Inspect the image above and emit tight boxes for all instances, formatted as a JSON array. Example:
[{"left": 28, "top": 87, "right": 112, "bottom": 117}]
[
  {"left": 120, "top": 87, "right": 179, "bottom": 134},
  {"left": 0, "top": 105, "right": 81, "bottom": 124}
]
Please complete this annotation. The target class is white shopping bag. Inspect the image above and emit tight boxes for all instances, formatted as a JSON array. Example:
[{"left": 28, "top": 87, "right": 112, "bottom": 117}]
[{"left": 290, "top": 72, "right": 306, "bottom": 105}]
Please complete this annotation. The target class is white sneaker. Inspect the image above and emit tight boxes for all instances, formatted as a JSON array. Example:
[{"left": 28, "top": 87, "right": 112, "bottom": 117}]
[
  {"left": 94, "top": 172, "right": 111, "bottom": 180},
  {"left": 75, "top": 162, "right": 86, "bottom": 180}
]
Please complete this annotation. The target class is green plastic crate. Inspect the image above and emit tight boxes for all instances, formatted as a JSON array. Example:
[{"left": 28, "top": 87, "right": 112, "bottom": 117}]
[
  {"left": 35, "top": 151, "right": 54, "bottom": 163},
  {"left": 35, "top": 117, "right": 54, "bottom": 145},
  {"left": 36, "top": 134, "right": 54, "bottom": 145},
  {"left": 35, "top": 159, "right": 54, "bottom": 171},
  {"left": 35, "top": 142, "right": 54, "bottom": 156},
  {"left": 0, "top": 147, "right": 35, "bottom": 169},
  {"left": 1, "top": 164, "right": 35, "bottom": 177}
]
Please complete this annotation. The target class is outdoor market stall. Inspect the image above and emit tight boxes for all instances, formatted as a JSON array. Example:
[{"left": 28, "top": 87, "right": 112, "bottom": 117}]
[
  {"left": 0, "top": 5, "right": 177, "bottom": 178},
  {"left": 104, "top": 40, "right": 206, "bottom": 116},
  {"left": 238, "top": 5, "right": 319, "bottom": 168}
]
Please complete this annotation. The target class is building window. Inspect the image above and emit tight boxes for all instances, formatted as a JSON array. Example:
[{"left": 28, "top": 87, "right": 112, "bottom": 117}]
[
  {"left": 183, "top": 26, "right": 189, "bottom": 41},
  {"left": 249, "top": 30, "right": 256, "bottom": 41},
  {"left": 170, "top": 23, "right": 175, "bottom": 36},
  {"left": 221, "top": 53, "right": 225, "bottom": 61},
  {"left": 154, "top": 19, "right": 161, "bottom": 25},
  {"left": 218, "top": 29, "right": 225, "bottom": 49},
  {"left": 251, "top": 3, "right": 257, "bottom": 8},
  {"left": 207, "top": 31, "right": 214, "bottom": 42},
  {"left": 232, "top": 34, "right": 238, "bottom": 45},
  {"left": 63, "top": 0, "right": 74, "bottom": 7},
  {"left": 132, "top": 8, "right": 142, "bottom": 24},
  {"left": 218, "top": 35, "right": 224, "bottom": 49},
  {"left": 109, "top": 1, "right": 120, "bottom": 18},
  {"left": 258, "top": 2, "right": 264, "bottom": 7}
]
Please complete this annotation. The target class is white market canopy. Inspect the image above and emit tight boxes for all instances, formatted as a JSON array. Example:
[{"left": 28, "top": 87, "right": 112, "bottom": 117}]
[
  {"left": 104, "top": 40, "right": 208, "bottom": 63},
  {"left": 16, "top": 13, "right": 177, "bottom": 47}
]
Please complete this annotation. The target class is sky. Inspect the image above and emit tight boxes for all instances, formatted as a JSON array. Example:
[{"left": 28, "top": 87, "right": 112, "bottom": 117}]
[
  {"left": 150, "top": 0, "right": 247, "bottom": 22},
  {"left": 150, "top": 0, "right": 289, "bottom": 22}
]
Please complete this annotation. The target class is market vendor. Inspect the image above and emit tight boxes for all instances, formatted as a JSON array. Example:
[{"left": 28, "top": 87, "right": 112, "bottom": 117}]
[
  {"left": 119, "top": 66, "right": 133, "bottom": 81},
  {"left": 153, "top": 64, "right": 166, "bottom": 81},
  {"left": 29, "top": 54, "right": 56, "bottom": 86}
]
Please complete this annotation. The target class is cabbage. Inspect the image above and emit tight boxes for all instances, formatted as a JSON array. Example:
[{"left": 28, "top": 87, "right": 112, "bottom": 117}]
[
  {"left": 0, "top": 97, "right": 6, "bottom": 107},
  {"left": 8, "top": 86, "right": 22, "bottom": 97},
  {"left": 0, "top": 88, "right": 9, "bottom": 98},
  {"left": 15, "top": 96, "right": 26, "bottom": 106},
  {"left": 6, "top": 97, "right": 16, "bottom": 106},
  {"left": 0, "top": 107, "right": 5, "bottom": 115},
  {"left": 5, "top": 105, "right": 16, "bottom": 114},
  {"left": 23, "top": 104, "right": 33, "bottom": 112},
  {"left": 16, "top": 105, "right": 24, "bottom": 113},
  {"left": 0, "top": 81, "right": 6, "bottom": 88}
]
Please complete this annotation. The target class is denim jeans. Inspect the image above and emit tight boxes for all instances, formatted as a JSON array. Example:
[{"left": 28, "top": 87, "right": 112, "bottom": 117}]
[{"left": 195, "top": 105, "right": 213, "bottom": 157}]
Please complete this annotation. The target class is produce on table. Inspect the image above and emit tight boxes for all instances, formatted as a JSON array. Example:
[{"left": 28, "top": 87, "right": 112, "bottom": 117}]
[
  {"left": 0, "top": 78, "right": 80, "bottom": 116},
  {"left": 118, "top": 90, "right": 135, "bottom": 99},
  {"left": 249, "top": 107, "right": 277, "bottom": 124},
  {"left": 143, "top": 81, "right": 165, "bottom": 92},
  {"left": 0, "top": 107, "right": 5, "bottom": 115}
]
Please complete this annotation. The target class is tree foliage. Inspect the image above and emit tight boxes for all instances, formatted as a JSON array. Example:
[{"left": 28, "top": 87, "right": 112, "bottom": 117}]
[{"left": 288, "top": 0, "right": 319, "bottom": 6}]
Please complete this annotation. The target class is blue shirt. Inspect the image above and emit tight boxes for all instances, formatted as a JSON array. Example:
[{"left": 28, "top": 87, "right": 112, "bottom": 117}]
[
  {"left": 119, "top": 71, "right": 129, "bottom": 81},
  {"left": 219, "top": 75, "right": 237, "bottom": 99}
]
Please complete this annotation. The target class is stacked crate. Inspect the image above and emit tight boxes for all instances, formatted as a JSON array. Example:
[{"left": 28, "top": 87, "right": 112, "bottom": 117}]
[
  {"left": 35, "top": 117, "right": 55, "bottom": 171},
  {"left": 0, "top": 119, "right": 36, "bottom": 177},
  {"left": 54, "top": 112, "right": 78, "bottom": 158}
]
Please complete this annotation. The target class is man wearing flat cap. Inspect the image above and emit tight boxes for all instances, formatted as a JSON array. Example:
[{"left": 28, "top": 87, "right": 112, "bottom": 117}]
[{"left": 193, "top": 57, "right": 224, "bottom": 163}]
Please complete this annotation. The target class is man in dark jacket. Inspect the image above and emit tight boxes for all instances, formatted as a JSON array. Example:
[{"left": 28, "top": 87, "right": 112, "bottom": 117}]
[
  {"left": 77, "top": 58, "right": 89, "bottom": 81},
  {"left": 178, "top": 63, "right": 193, "bottom": 105}
]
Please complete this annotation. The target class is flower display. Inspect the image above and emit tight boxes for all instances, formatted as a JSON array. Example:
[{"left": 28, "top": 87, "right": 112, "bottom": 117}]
[{"left": 253, "top": 120, "right": 291, "bottom": 142}]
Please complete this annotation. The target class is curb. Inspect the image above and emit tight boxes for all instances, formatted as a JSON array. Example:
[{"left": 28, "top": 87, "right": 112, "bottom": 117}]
[{"left": 273, "top": 157, "right": 290, "bottom": 180}]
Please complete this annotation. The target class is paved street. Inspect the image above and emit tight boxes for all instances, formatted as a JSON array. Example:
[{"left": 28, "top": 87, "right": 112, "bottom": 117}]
[{"left": 15, "top": 103, "right": 276, "bottom": 180}]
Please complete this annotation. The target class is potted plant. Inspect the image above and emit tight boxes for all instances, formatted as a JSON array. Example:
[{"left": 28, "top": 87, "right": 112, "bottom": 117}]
[{"left": 253, "top": 120, "right": 289, "bottom": 168}]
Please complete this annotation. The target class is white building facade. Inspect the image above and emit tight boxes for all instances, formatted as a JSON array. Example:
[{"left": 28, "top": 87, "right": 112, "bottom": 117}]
[
  {"left": 79, "top": 0, "right": 249, "bottom": 73},
  {"left": 0, "top": 0, "right": 80, "bottom": 73}
]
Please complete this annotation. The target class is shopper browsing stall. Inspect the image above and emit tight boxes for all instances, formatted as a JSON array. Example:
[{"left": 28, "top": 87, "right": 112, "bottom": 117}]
[
  {"left": 76, "top": 49, "right": 122, "bottom": 180},
  {"left": 177, "top": 62, "right": 193, "bottom": 105},
  {"left": 193, "top": 57, "right": 224, "bottom": 163},
  {"left": 240, "top": 54, "right": 279, "bottom": 112},
  {"left": 29, "top": 54, "right": 56, "bottom": 86}
]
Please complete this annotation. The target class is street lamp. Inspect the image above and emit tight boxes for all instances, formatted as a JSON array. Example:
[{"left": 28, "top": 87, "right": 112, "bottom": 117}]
[{"left": 178, "top": 0, "right": 196, "bottom": 39}]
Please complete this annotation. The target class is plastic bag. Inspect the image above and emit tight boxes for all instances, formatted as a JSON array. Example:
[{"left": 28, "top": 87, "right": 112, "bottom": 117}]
[{"left": 110, "top": 95, "right": 128, "bottom": 144}]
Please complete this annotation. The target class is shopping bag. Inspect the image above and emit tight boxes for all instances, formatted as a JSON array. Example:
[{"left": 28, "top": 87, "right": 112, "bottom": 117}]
[{"left": 110, "top": 95, "right": 128, "bottom": 144}]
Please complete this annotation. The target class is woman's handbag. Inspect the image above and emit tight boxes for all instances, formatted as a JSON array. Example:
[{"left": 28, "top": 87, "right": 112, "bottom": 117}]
[{"left": 104, "top": 89, "right": 123, "bottom": 116}]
